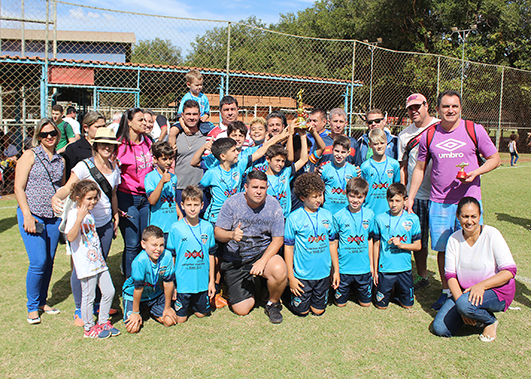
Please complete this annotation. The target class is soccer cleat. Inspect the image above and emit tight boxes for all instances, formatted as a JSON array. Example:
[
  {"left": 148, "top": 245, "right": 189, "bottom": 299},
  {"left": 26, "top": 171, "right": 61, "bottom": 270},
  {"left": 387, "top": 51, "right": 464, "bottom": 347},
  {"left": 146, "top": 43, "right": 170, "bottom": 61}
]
[
  {"left": 265, "top": 302, "right": 283, "bottom": 324},
  {"left": 100, "top": 321, "right": 121, "bottom": 337},
  {"left": 413, "top": 275, "right": 430, "bottom": 290},
  {"left": 83, "top": 324, "right": 111, "bottom": 339},
  {"left": 431, "top": 292, "right": 449, "bottom": 311},
  {"left": 74, "top": 309, "right": 84, "bottom": 327}
]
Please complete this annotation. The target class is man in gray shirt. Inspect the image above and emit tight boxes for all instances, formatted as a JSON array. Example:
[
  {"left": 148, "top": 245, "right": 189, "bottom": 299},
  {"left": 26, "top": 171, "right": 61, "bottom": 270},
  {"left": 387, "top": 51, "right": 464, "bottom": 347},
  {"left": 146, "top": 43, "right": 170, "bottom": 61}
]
[{"left": 215, "top": 170, "right": 287, "bottom": 324}]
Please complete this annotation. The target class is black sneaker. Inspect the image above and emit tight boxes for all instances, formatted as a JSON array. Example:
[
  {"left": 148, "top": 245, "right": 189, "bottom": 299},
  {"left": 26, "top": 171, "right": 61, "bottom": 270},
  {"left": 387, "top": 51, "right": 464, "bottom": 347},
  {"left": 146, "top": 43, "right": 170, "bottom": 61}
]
[
  {"left": 413, "top": 275, "right": 430, "bottom": 290},
  {"left": 265, "top": 302, "right": 283, "bottom": 324}
]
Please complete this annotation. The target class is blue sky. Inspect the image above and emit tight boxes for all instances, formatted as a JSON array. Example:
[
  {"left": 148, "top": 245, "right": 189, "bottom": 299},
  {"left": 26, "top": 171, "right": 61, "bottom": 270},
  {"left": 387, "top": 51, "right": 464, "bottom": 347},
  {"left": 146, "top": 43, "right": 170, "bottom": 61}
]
[{"left": 80, "top": 0, "right": 314, "bottom": 25}]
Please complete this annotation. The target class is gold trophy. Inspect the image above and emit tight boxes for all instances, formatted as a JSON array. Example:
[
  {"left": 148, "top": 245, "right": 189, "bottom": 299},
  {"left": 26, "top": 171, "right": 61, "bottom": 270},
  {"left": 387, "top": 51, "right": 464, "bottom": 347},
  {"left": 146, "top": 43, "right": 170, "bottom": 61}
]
[
  {"left": 456, "top": 162, "right": 469, "bottom": 180},
  {"left": 296, "top": 89, "right": 307, "bottom": 128}
]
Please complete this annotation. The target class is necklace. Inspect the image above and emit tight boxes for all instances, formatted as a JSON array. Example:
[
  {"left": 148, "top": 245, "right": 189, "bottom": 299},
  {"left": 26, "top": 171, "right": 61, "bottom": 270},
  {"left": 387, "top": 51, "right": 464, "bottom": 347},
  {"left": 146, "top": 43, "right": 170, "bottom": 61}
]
[
  {"left": 348, "top": 208, "right": 364, "bottom": 237},
  {"left": 185, "top": 219, "right": 205, "bottom": 256},
  {"left": 369, "top": 158, "right": 389, "bottom": 184},
  {"left": 183, "top": 132, "right": 200, "bottom": 151},
  {"left": 303, "top": 208, "right": 319, "bottom": 237}
]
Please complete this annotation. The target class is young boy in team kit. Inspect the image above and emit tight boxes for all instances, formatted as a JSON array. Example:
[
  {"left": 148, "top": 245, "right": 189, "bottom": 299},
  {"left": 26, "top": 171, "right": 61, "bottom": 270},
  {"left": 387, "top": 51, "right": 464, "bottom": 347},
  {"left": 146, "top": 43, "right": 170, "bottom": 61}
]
[
  {"left": 373, "top": 183, "right": 421, "bottom": 309},
  {"left": 332, "top": 177, "right": 375, "bottom": 307},
  {"left": 167, "top": 185, "right": 216, "bottom": 323},
  {"left": 361, "top": 129, "right": 400, "bottom": 215},
  {"left": 321, "top": 135, "right": 360, "bottom": 214},
  {"left": 284, "top": 173, "right": 339, "bottom": 316}
]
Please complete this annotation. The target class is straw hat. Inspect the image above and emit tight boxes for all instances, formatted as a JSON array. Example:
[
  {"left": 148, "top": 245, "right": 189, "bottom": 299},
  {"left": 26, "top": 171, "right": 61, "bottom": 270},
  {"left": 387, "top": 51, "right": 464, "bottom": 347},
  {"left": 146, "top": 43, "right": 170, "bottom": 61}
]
[{"left": 93, "top": 127, "right": 120, "bottom": 144}]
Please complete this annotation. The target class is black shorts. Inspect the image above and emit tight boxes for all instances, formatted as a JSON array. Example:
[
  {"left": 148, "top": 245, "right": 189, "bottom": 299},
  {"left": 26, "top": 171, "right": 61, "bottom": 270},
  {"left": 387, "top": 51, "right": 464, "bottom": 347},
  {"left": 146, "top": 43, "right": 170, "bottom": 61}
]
[
  {"left": 291, "top": 277, "right": 330, "bottom": 315},
  {"left": 221, "top": 255, "right": 262, "bottom": 305},
  {"left": 335, "top": 273, "right": 373, "bottom": 305},
  {"left": 375, "top": 270, "right": 414, "bottom": 308},
  {"left": 174, "top": 291, "right": 211, "bottom": 317},
  {"left": 123, "top": 294, "right": 167, "bottom": 322}
]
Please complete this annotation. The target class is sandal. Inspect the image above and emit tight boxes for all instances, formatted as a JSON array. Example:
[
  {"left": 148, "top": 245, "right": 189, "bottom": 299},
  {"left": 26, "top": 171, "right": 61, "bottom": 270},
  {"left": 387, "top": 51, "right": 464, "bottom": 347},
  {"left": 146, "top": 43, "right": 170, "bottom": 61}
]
[
  {"left": 39, "top": 306, "right": 61, "bottom": 315},
  {"left": 27, "top": 316, "right": 41, "bottom": 324},
  {"left": 479, "top": 320, "right": 498, "bottom": 342}
]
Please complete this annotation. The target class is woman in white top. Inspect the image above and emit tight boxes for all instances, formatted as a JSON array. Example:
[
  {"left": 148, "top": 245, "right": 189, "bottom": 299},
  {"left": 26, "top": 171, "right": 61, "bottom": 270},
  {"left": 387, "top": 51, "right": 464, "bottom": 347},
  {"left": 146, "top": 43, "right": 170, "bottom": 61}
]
[
  {"left": 52, "top": 127, "right": 121, "bottom": 326},
  {"left": 432, "top": 197, "right": 517, "bottom": 342}
]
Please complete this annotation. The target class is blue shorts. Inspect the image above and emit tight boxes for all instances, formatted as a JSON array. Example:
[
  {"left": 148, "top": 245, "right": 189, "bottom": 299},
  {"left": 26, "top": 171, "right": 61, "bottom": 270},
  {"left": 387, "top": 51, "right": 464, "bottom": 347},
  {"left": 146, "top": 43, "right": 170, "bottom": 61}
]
[
  {"left": 174, "top": 291, "right": 211, "bottom": 317},
  {"left": 413, "top": 199, "right": 429, "bottom": 248},
  {"left": 335, "top": 273, "right": 373, "bottom": 305},
  {"left": 429, "top": 200, "right": 483, "bottom": 251},
  {"left": 375, "top": 270, "right": 414, "bottom": 308},
  {"left": 291, "top": 277, "right": 329, "bottom": 315},
  {"left": 123, "top": 294, "right": 167, "bottom": 322}
]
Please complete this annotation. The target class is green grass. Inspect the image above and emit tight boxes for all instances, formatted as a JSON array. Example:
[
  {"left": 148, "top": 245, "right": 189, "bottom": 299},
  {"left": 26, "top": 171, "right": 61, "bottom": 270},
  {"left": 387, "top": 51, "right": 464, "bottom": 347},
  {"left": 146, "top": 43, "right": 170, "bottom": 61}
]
[{"left": 1, "top": 156, "right": 530, "bottom": 378}]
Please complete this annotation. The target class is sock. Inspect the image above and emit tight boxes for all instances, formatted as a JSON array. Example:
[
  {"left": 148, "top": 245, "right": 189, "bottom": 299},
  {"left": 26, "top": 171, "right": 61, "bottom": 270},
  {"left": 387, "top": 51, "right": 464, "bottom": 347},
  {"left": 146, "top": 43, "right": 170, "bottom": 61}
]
[
  {"left": 442, "top": 289, "right": 451, "bottom": 296},
  {"left": 266, "top": 301, "right": 273, "bottom": 306}
]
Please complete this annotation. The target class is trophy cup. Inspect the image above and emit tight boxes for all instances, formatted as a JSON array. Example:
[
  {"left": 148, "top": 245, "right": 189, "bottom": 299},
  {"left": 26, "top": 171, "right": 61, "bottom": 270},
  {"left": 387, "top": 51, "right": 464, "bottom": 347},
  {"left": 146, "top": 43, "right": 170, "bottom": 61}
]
[
  {"left": 296, "top": 89, "right": 307, "bottom": 128},
  {"left": 456, "top": 162, "right": 469, "bottom": 180}
]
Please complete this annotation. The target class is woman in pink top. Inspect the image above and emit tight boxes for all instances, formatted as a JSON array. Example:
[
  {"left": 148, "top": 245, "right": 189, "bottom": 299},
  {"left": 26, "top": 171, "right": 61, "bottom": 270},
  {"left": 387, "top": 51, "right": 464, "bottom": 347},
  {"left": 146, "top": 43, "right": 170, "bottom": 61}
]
[
  {"left": 115, "top": 108, "right": 153, "bottom": 278},
  {"left": 432, "top": 197, "right": 517, "bottom": 342}
]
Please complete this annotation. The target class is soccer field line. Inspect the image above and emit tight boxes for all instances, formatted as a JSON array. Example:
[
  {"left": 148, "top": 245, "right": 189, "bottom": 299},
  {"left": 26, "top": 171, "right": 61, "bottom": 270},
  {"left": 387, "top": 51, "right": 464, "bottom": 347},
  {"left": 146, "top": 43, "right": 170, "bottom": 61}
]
[{"left": 427, "top": 254, "right": 531, "bottom": 284}]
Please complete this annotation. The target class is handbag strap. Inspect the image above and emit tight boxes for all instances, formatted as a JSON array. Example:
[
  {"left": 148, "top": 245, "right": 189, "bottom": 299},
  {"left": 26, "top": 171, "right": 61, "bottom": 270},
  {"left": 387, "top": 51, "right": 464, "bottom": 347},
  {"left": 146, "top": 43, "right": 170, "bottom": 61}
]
[
  {"left": 32, "top": 148, "right": 58, "bottom": 192},
  {"left": 83, "top": 158, "right": 113, "bottom": 202}
]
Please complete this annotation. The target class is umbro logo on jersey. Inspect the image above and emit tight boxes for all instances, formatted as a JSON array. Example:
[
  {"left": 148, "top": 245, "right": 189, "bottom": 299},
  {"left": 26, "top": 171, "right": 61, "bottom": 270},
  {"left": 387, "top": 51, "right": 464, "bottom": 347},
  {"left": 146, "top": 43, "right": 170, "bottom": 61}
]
[{"left": 435, "top": 139, "right": 466, "bottom": 158}]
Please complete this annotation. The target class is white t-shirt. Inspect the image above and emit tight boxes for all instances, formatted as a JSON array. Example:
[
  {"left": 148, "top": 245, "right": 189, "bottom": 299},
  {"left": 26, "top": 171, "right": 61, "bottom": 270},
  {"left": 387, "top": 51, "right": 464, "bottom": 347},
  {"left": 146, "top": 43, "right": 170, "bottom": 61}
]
[
  {"left": 63, "top": 116, "right": 81, "bottom": 136},
  {"left": 72, "top": 160, "right": 121, "bottom": 227},
  {"left": 65, "top": 207, "right": 108, "bottom": 279},
  {"left": 397, "top": 117, "right": 439, "bottom": 200}
]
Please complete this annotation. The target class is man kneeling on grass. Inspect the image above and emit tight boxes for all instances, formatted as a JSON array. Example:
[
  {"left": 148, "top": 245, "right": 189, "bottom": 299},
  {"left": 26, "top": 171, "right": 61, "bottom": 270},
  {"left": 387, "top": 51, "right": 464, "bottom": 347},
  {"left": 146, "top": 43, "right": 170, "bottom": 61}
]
[{"left": 214, "top": 170, "right": 287, "bottom": 324}]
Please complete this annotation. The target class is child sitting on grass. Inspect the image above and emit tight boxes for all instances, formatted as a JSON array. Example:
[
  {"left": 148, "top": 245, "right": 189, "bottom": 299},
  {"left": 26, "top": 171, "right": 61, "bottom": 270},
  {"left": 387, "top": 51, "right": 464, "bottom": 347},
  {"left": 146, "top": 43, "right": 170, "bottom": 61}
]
[{"left": 122, "top": 225, "right": 178, "bottom": 333}]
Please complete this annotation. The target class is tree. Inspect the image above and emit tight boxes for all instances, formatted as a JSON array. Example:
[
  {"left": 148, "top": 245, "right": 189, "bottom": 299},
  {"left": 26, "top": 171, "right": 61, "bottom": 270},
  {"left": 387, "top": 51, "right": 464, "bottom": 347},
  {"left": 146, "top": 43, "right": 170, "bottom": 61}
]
[{"left": 131, "top": 38, "right": 182, "bottom": 66}]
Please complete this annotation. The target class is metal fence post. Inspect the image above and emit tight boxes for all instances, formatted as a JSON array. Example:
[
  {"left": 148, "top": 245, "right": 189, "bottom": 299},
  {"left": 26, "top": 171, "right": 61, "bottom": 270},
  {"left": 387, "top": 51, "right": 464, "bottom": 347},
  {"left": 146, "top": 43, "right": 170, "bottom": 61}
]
[
  {"left": 21, "top": 0, "right": 25, "bottom": 57},
  {"left": 496, "top": 67, "right": 505, "bottom": 150},
  {"left": 225, "top": 22, "right": 231, "bottom": 96},
  {"left": 350, "top": 41, "right": 356, "bottom": 132},
  {"left": 53, "top": 0, "right": 57, "bottom": 58},
  {"left": 436, "top": 56, "right": 440, "bottom": 117},
  {"left": 41, "top": 0, "right": 50, "bottom": 118}
]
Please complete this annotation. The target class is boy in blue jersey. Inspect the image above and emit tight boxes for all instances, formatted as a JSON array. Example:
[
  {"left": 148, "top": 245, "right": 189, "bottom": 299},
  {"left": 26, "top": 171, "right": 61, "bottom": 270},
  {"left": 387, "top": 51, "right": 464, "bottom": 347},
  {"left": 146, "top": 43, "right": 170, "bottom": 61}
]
[
  {"left": 145, "top": 141, "right": 183, "bottom": 243},
  {"left": 332, "top": 177, "right": 375, "bottom": 307},
  {"left": 361, "top": 128, "right": 401, "bottom": 215},
  {"left": 321, "top": 135, "right": 360, "bottom": 214},
  {"left": 373, "top": 183, "right": 421, "bottom": 309},
  {"left": 122, "top": 226, "right": 178, "bottom": 333},
  {"left": 285, "top": 173, "right": 339, "bottom": 316},
  {"left": 167, "top": 185, "right": 216, "bottom": 323},
  {"left": 264, "top": 130, "right": 308, "bottom": 218}
]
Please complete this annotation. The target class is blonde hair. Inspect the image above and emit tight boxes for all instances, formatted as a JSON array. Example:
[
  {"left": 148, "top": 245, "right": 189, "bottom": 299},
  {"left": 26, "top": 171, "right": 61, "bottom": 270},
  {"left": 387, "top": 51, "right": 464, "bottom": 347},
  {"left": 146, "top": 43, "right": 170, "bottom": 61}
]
[
  {"left": 368, "top": 128, "right": 387, "bottom": 144},
  {"left": 249, "top": 117, "right": 266, "bottom": 128},
  {"left": 185, "top": 70, "right": 202, "bottom": 84},
  {"left": 33, "top": 118, "right": 61, "bottom": 148}
]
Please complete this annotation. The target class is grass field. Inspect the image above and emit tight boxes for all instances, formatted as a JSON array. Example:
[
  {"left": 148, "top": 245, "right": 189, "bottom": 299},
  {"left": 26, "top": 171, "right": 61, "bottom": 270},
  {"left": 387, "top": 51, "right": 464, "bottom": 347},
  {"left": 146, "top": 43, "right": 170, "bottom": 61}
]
[{"left": 1, "top": 153, "right": 530, "bottom": 378}]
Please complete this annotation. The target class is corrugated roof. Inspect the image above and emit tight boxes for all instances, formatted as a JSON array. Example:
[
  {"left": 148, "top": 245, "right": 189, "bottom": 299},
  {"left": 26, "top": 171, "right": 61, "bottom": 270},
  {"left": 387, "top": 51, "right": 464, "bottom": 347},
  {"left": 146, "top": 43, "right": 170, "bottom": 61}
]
[
  {"left": 0, "top": 54, "right": 362, "bottom": 85},
  {"left": 0, "top": 28, "right": 136, "bottom": 44}
]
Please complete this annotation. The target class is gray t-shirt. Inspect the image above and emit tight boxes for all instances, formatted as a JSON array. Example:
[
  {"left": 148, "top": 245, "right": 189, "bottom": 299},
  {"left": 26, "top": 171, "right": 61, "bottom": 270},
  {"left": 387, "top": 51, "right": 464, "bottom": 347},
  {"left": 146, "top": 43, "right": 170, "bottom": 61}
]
[
  {"left": 216, "top": 192, "right": 284, "bottom": 263},
  {"left": 174, "top": 130, "right": 207, "bottom": 189}
]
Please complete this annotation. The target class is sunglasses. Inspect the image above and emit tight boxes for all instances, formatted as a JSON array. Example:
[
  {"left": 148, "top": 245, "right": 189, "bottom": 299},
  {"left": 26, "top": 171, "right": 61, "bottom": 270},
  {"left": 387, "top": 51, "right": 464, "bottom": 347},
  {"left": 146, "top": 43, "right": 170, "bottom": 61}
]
[
  {"left": 38, "top": 130, "right": 58, "bottom": 138},
  {"left": 367, "top": 118, "right": 384, "bottom": 125}
]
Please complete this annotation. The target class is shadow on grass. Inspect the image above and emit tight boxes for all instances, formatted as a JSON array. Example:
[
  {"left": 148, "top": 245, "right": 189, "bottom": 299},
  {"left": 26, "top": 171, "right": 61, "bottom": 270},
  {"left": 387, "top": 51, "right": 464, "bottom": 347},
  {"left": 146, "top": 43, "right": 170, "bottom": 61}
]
[
  {"left": 413, "top": 269, "right": 440, "bottom": 318},
  {"left": 496, "top": 212, "right": 531, "bottom": 229},
  {"left": 0, "top": 216, "right": 18, "bottom": 234},
  {"left": 514, "top": 279, "right": 531, "bottom": 309}
]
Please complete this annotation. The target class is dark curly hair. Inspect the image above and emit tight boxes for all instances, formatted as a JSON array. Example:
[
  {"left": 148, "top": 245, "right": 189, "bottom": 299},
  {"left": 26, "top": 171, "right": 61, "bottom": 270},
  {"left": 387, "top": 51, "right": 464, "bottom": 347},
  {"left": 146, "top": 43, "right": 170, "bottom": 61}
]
[{"left": 294, "top": 172, "right": 325, "bottom": 199}]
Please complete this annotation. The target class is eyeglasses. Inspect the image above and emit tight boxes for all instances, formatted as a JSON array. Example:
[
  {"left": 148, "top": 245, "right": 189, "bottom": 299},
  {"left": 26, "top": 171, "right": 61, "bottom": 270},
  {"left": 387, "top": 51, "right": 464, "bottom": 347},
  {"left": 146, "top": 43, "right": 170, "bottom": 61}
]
[
  {"left": 367, "top": 118, "right": 384, "bottom": 125},
  {"left": 38, "top": 130, "right": 58, "bottom": 138}
]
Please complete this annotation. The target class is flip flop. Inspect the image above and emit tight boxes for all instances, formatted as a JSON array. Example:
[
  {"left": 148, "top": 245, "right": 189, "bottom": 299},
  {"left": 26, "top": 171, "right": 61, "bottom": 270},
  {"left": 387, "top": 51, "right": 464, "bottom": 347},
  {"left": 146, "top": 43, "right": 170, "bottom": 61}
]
[
  {"left": 39, "top": 306, "right": 61, "bottom": 315},
  {"left": 479, "top": 320, "right": 498, "bottom": 342},
  {"left": 27, "top": 316, "right": 41, "bottom": 324}
]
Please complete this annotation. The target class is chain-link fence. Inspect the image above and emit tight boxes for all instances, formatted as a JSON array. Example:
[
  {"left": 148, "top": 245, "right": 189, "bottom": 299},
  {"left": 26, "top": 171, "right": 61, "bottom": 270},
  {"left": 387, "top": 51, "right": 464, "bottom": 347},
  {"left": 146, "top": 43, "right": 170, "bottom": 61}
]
[{"left": 1, "top": 0, "right": 530, "bottom": 193}]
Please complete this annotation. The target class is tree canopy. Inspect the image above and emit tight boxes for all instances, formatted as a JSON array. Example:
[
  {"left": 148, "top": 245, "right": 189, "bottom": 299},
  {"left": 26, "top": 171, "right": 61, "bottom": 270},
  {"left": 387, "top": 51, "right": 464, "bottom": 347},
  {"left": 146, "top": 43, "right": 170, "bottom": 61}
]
[{"left": 131, "top": 38, "right": 182, "bottom": 66}]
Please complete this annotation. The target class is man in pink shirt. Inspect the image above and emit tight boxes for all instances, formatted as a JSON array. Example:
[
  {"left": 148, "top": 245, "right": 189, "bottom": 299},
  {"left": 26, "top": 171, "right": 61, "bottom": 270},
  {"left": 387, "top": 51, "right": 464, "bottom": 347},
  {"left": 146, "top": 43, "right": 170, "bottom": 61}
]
[{"left": 407, "top": 90, "right": 500, "bottom": 310}]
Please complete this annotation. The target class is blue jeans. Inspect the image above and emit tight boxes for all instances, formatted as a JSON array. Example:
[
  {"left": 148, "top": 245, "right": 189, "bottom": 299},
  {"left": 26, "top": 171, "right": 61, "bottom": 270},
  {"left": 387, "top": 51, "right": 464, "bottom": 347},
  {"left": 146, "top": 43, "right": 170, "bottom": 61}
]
[
  {"left": 432, "top": 290, "right": 506, "bottom": 337},
  {"left": 71, "top": 220, "right": 114, "bottom": 309},
  {"left": 117, "top": 191, "right": 149, "bottom": 278},
  {"left": 17, "top": 207, "right": 61, "bottom": 313},
  {"left": 510, "top": 152, "right": 519, "bottom": 166}
]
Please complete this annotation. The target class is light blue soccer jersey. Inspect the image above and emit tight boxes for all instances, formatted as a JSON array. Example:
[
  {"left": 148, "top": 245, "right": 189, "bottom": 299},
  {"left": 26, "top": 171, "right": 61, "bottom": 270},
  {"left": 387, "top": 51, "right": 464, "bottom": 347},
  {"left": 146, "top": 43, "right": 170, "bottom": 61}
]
[
  {"left": 360, "top": 157, "right": 400, "bottom": 215},
  {"left": 374, "top": 211, "right": 421, "bottom": 273},
  {"left": 333, "top": 206, "right": 375, "bottom": 275},
  {"left": 178, "top": 92, "right": 210, "bottom": 117},
  {"left": 200, "top": 155, "right": 252, "bottom": 223},
  {"left": 267, "top": 163, "right": 294, "bottom": 218},
  {"left": 285, "top": 207, "right": 337, "bottom": 280},
  {"left": 122, "top": 249, "right": 175, "bottom": 302},
  {"left": 321, "top": 161, "right": 359, "bottom": 214},
  {"left": 167, "top": 219, "right": 216, "bottom": 294},
  {"left": 144, "top": 170, "right": 178, "bottom": 233}
]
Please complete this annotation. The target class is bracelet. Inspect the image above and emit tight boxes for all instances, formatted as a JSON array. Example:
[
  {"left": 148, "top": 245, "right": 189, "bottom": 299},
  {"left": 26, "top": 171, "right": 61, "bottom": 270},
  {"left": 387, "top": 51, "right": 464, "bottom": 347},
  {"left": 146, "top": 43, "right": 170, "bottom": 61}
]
[{"left": 131, "top": 311, "right": 140, "bottom": 314}]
